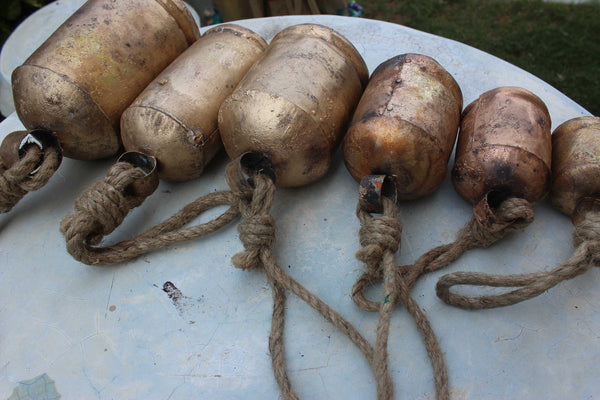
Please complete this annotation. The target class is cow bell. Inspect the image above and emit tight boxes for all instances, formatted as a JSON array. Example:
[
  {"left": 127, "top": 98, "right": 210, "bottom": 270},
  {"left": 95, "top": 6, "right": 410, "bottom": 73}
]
[
  {"left": 218, "top": 24, "right": 368, "bottom": 187},
  {"left": 550, "top": 116, "right": 600, "bottom": 223},
  {"left": 343, "top": 54, "right": 463, "bottom": 200},
  {"left": 11, "top": 0, "right": 200, "bottom": 161},
  {"left": 452, "top": 87, "right": 552, "bottom": 207},
  {"left": 120, "top": 24, "right": 267, "bottom": 181}
]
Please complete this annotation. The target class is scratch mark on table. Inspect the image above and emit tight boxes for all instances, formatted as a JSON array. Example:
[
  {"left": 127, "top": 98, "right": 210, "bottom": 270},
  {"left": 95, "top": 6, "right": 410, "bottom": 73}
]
[{"left": 104, "top": 272, "right": 116, "bottom": 319}]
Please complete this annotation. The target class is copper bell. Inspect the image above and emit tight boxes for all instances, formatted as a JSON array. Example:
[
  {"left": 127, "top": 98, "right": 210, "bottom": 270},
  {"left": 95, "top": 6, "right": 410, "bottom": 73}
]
[
  {"left": 11, "top": 0, "right": 200, "bottom": 160},
  {"left": 343, "top": 54, "right": 463, "bottom": 200},
  {"left": 120, "top": 24, "right": 267, "bottom": 181},
  {"left": 550, "top": 116, "right": 600, "bottom": 223},
  {"left": 452, "top": 87, "right": 552, "bottom": 207},
  {"left": 218, "top": 24, "right": 369, "bottom": 187}
]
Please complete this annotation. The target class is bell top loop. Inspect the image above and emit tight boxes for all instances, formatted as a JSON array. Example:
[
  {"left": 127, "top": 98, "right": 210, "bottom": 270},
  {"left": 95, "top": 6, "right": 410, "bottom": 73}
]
[
  {"left": 116, "top": 151, "right": 159, "bottom": 199},
  {"left": 358, "top": 174, "right": 397, "bottom": 214},
  {"left": 550, "top": 116, "right": 600, "bottom": 219},
  {"left": 225, "top": 152, "right": 276, "bottom": 200},
  {"left": 0, "top": 130, "right": 62, "bottom": 171}
]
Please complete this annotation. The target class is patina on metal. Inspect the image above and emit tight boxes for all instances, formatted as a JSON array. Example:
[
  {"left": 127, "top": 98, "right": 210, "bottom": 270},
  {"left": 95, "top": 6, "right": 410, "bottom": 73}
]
[
  {"left": 120, "top": 24, "right": 267, "bottom": 181},
  {"left": 218, "top": 23, "right": 369, "bottom": 187},
  {"left": 343, "top": 54, "right": 463, "bottom": 201},
  {"left": 11, "top": 0, "right": 200, "bottom": 161},
  {"left": 550, "top": 116, "right": 600, "bottom": 224},
  {"left": 452, "top": 86, "right": 552, "bottom": 228}
]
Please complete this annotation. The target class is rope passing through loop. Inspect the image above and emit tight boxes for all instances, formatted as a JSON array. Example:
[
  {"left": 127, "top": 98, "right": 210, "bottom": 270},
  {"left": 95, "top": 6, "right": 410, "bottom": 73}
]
[
  {"left": 436, "top": 209, "right": 600, "bottom": 310},
  {"left": 61, "top": 161, "right": 240, "bottom": 265},
  {"left": 0, "top": 141, "right": 61, "bottom": 213},
  {"left": 224, "top": 161, "right": 389, "bottom": 400},
  {"left": 351, "top": 197, "right": 535, "bottom": 313},
  {"left": 354, "top": 195, "right": 449, "bottom": 400}
]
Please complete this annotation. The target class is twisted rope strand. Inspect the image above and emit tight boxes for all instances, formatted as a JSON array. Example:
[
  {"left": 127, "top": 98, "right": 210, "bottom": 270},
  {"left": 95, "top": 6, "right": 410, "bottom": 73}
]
[
  {"left": 436, "top": 211, "right": 600, "bottom": 309},
  {"left": 355, "top": 196, "right": 448, "bottom": 400},
  {"left": 61, "top": 161, "right": 240, "bottom": 265},
  {"left": 0, "top": 143, "right": 61, "bottom": 213},
  {"left": 228, "top": 171, "right": 388, "bottom": 400},
  {"left": 352, "top": 197, "right": 535, "bottom": 313}
]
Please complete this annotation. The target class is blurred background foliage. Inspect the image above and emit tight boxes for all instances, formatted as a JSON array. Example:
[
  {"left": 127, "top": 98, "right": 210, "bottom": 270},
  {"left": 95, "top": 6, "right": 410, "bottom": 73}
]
[
  {"left": 0, "top": 0, "right": 52, "bottom": 45},
  {"left": 0, "top": 0, "right": 598, "bottom": 115}
]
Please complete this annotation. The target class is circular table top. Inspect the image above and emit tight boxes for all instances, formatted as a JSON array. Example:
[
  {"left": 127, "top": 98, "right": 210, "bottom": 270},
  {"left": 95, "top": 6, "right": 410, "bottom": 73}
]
[{"left": 0, "top": 14, "right": 596, "bottom": 400}]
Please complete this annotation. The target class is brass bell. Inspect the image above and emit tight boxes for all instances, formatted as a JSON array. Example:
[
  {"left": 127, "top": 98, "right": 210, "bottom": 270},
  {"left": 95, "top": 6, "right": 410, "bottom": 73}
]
[
  {"left": 343, "top": 53, "right": 463, "bottom": 201},
  {"left": 120, "top": 24, "right": 267, "bottom": 181},
  {"left": 452, "top": 86, "right": 552, "bottom": 213},
  {"left": 11, "top": 0, "right": 200, "bottom": 161},
  {"left": 218, "top": 23, "right": 369, "bottom": 187},
  {"left": 550, "top": 116, "right": 600, "bottom": 223}
]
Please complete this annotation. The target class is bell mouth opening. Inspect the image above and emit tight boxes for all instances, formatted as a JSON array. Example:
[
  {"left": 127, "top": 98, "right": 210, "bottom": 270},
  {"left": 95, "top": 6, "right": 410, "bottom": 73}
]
[{"left": 240, "top": 152, "right": 276, "bottom": 183}]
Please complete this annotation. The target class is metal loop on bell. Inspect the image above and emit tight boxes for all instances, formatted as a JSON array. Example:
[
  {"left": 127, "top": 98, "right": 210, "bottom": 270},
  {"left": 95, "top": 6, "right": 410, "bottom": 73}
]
[
  {"left": 472, "top": 190, "right": 513, "bottom": 232},
  {"left": 572, "top": 196, "right": 600, "bottom": 225},
  {"left": 226, "top": 152, "right": 276, "bottom": 199},
  {"left": 0, "top": 129, "right": 62, "bottom": 171},
  {"left": 116, "top": 151, "right": 159, "bottom": 198},
  {"left": 359, "top": 174, "right": 397, "bottom": 214}
]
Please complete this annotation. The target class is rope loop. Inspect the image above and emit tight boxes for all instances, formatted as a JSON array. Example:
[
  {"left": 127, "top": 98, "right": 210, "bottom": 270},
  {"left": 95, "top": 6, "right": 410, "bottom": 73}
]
[
  {"left": 435, "top": 210, "right": 600, "bottom": 310},
  {"left": 0, "top": 139, "right": 61, "bottom": 213}
]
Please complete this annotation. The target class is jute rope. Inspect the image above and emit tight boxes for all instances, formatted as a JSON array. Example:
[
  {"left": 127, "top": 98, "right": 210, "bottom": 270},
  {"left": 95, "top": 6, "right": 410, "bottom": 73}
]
[
  {"left": 0, "top": 142, "right": 61, "bottom": 213},
  {"left": 352, "top": 197, "right": 535, "bottom": 313},
  {"left": 225, "top": 165, "right": 391, "bottom": 400},
  {"left": 436, "top": 210, "right": 600, "bottom": 310},
  {"left": 355, "top": 196, "right": 448, "bottom": 400},
  {"left": 61, "top": 161, "right": 240, "bottom": 265}
]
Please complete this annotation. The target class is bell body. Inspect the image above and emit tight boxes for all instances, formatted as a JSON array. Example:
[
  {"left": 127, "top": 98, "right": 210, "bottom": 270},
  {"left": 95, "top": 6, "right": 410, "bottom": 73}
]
[
  {"left": 120, "top": 25, "right": 267, "bottom": 181},
  {"left": 12, "top": 0, "right": 199, "bottom": 161},
  {"left": 550, "top": 116, "right": 600, "bottom": 218},
  {"left": 452, "top": 86, "right": 552, "bottom": 204},
  {"left": 343, "top": 54, "right": 463, "bottom": 200},
  {"left": 218, "top": 24, "right": 368, "bottom": 187}
]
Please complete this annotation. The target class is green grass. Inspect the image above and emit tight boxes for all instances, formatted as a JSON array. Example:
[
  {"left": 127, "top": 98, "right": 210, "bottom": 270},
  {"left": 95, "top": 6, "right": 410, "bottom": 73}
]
[
  {"left": 365, "top": 0, "right": 600, "bottom": 115},
  {"left": 1, "top": 0, "right": 598, "bottom": 116}
]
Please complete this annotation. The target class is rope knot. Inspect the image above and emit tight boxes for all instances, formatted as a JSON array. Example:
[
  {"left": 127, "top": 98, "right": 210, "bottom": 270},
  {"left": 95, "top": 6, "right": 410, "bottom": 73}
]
[
  {"left": 468, "top": 197, "right": 534, "bottom": 248},
  {"left": 356, "top": 214, "right": 401, "bottom": 267},
  {"left": 61, "top": 162, "right": 148, "bottom": 250},
  {"left": 0, "top": 143, "right": 61, "bottom": 213},
  {"left": 229, "top": 172, "right": 277, "bottom": 271},
  {"left": 574, "top": 211, "right": 600, "bottom": 246}
]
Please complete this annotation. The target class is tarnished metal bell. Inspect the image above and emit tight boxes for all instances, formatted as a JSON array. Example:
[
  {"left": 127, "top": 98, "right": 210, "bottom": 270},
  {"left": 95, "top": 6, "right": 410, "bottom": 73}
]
[
  {"left": 452, "top": 86, "right": 552, "bottom": 206},
  {"left": 343, "top": 54, "right": 463, "bottom": 200},
  {"left": 550, "top": 116, "right": 600, "bottom": 223},
  {"left": 218, "top": 23, "right": 368, "bottom": 187},
  {"left": 11, "top": 0, "right": 200, "bottom": 161},
  {"left": 120, "top": 24, "right": 267, "bottom": 181}
]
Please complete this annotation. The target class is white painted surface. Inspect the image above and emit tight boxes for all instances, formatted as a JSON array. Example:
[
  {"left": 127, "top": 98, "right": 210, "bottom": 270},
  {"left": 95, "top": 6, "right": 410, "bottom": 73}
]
[
  {"left": 0, "top": 15, "right": 597, "bottom": 400},
  {"left": 0, "top": 0, "right": 201, "bottom": 117}
]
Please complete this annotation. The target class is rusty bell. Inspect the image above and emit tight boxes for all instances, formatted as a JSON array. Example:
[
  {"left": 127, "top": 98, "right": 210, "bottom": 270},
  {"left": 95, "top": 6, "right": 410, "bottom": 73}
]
[
  {"left": 343, "top": 54, "right": 463, "bottom": 200},
  {"left": 218, "top": 23, "right": 369, "bottom": 187},
  {"left": 120, "top": 24, "right": 267, "bottom": 181},
  {"left": 452, "top": 86, "right": 552, "bottom": 207},
  {"left": 550, "top": 116, "right": 600, "bottom": 224},
  {"left": 11, "top": 0, "right": 199, "bottom": 161}
]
